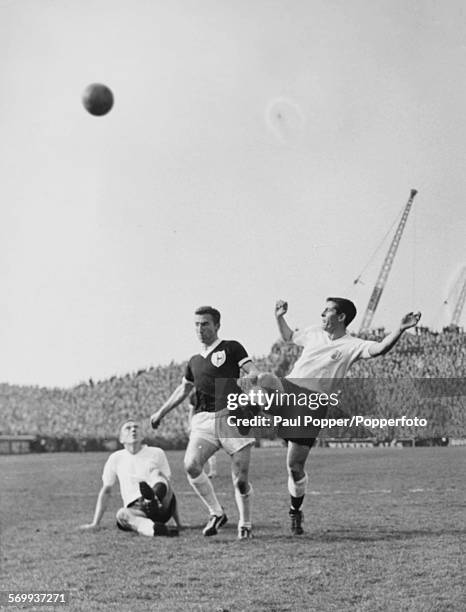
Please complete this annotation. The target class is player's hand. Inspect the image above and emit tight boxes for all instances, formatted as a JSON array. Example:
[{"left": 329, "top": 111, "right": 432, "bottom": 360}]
[
  {"left": 237, "top": 374, "right": 258, "bottom": 393},
  {"left": 399, "top": 311, "right": 421, "bottom": 331},
  {"left": 275, "top": 300, "right": 288, "bottom": 318},
  {"left": 150, "top": 412, "right": 162, "bottom": 430},
  {"left": 79, "top": 523, "right": 99, "bottom": 531}
]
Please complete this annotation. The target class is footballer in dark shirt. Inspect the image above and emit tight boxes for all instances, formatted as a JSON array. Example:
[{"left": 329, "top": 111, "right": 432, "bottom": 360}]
[
  {"left": 185, "top": 339, "right": 251, "bottom": 414},
  {"left": 151, "top": 306, "right": 258, "bottom": 540}
]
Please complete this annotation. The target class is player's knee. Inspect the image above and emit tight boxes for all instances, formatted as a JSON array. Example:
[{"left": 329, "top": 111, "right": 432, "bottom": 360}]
[
  {"left": 288, "top": 467, "right": 305, "bottom": 482},
  {"left": 184, "top": 458, "right": 202, "bottom": 478},
  {"left": 116, "top": 507, "right": 126, "bottom": 521},
  {"left": 116, "top": 507, "right": 131, "bottom": 529},
  {"left": 150, "top": 468, "right": 164, "bottom": 479},
  {"left": 232, "top": 474, "right": 249, "bottom": 494},
  {"left": 150, "top": 469, "right": 168, "bottom": 486}
]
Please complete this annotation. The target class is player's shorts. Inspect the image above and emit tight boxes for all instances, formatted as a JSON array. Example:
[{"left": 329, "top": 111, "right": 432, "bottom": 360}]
[
  {"left": 190, "top": 409, "right": 255, "bottom": 455},
  {"left": 116, "top": 493, "right": 177, "bottom": 530},
  {"left": 275, "top": 378, "right": 329, "bottom": 442},
  {"left": 282, "top": 437, "right": 318, "bottom": 448}
]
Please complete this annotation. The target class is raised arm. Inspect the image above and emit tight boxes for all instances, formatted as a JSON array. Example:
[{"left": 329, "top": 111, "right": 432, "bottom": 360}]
[
  {"left": 151, "top": 378, "right": 194, "bottom": 429},
  {"left": 80, "top": 484, "right": 113, "bottom": 530},
  {"left": 368, "top": 311, "right": 421, "bottom": 357},
  {"left": 275, "top": 299, "right": 294, "bottom": 342}
]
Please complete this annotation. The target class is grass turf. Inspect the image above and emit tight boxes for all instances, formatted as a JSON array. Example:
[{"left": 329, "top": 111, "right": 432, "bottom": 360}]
[{"left": 1, "top": 447, "right": 465, "bottom": 611}]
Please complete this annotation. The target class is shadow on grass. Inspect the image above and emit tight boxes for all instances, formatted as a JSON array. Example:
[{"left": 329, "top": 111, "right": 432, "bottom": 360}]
[
  {"left": 258, "top": 527, "right": 466, "bottom": 543},
  {"left": 177, "top": 522, "right": 237, "bottom": 532}
]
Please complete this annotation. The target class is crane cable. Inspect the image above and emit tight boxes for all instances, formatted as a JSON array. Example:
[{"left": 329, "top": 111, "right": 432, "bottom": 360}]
[
  {"left": 411, "top": 202, "right": 417, "bottom": 305},
  {"left": 352, "top": 204, "right": 405, "bottom": 288}
]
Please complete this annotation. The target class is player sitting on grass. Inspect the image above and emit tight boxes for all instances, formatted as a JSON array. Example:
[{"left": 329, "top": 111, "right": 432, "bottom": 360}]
[{"left": 80, "top": 420, "right": 181, "bottom": 537}]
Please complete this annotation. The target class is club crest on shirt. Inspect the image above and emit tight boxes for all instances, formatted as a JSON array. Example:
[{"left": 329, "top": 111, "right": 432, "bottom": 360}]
[
  {"left": 330, "top": 350, "right": 342, "bottom": 361},
  {"left": 211, "top": 350, "right": 226, "bottom": 367}
]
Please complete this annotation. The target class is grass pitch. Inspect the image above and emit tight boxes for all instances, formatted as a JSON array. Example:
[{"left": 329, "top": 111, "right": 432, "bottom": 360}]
[{"left": 2, "top": 447, "right": 465, "bottom": 611}]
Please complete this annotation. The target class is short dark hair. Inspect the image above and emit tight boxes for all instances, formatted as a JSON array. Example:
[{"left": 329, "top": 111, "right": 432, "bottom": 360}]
[
  {"left": 326, "top": 297, "right": 357, "bottom": 326},
  {"left": 194, "top": 306, "right": 221, "bottom": 326}
]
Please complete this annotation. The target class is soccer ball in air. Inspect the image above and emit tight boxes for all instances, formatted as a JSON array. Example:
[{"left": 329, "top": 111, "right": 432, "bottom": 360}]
[{"left": 82, "top": 83, "right": 114, "bottom": 116}]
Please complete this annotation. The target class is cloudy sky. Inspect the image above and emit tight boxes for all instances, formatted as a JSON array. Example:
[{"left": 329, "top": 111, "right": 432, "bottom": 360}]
[{"left": 1, "top": 0, "right": 465, "bottom": 387}]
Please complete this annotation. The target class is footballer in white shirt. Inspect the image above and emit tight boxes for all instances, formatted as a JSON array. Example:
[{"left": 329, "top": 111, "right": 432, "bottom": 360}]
[
  {"left": 257, "top": 297, "right": 421, "bottom": 535},
  {"left": 80, "top": 420, "right": 181, "bottom": 537}
]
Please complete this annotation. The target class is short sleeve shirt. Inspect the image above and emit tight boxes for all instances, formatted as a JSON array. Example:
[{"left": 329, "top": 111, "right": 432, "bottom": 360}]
[
  {"left": 288, "top": 325, "right": 377, "bottom": 392},
  {"left": 102, "top": 445, "right": 171, "bottom": 507},
  {"left": 184, "top": 339, "right": 251, "bottom": 413}
]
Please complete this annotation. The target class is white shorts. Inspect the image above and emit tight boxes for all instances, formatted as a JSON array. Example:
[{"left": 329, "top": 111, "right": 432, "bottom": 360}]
[{"left": 190, "top": 410, "right": 255, "bottom": 455}]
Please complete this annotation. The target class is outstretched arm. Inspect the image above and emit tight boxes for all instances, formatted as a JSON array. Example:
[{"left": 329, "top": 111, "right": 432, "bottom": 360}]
[
  {"left": 275, "top": 300, "right": 294, "bottom": 342},
  {"left": 80, "top": 484, "right": 112, "bottom": 530},
  {"left": 151, "top": 378, "right": 194, "bottom": 429},
  {"left": 368, "top": 311, "right": 421, "bottom": 357}
]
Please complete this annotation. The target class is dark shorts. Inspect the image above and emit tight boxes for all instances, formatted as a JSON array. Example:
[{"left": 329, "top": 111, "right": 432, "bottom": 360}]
[
  {"left": 282, "top": 437, "right": 318, "bottom": 448},
  {"left": 276, "top": 378, "right": 329, "bottom": 442},
  {"left": 116, "top": 493, "right": 177, "bottom": 531}
]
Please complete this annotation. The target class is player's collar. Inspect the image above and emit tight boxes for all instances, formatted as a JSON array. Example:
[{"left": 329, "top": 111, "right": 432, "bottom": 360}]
[
  {"left": 124, "top": 443, "right": 146, "bottom": 455},
  {"left": 200, "top": 337, "right": 223, "bottom": 358},
  {"left": 324, "top": 328, "right": 348, "bottom": 341}
]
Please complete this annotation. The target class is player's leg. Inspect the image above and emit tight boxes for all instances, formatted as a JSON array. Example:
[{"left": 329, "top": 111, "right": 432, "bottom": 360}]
[
  {"left": 219, "top": 413, "right": 255, "bottom": 539},
  {"left": 286, "top": 439, "right": 315, "bottom": 535},
  {"left": 230, "top": 443, "right": 254, "bottom": 539},
  {"left": 139, "top": 469, "right": 179, "bottom": 527},
  {"left": 204, "top": 453, "right": 217, "bottom": 478},
  {"left": 184, "top": 434, "right": 225, "bottom": 532},
  {"left": 171, "top": 495, "right": 182, "bottom": 529},
  {"left": 115, "top": 506, "right": 163, "bottom": 537}
]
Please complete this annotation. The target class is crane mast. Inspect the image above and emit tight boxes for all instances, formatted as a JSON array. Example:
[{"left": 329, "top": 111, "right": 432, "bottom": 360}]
[
  {"left": 451, "top": 267, "right": 466, "bottom": 327},
  {"left": 358, "top": 189, "right": 418, "bottom": 336}
]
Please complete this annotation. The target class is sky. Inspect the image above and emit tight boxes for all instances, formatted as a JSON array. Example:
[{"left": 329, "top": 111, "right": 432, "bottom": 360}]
[{"left": 0, "top": 0, "right": 465, "bottom": 388}]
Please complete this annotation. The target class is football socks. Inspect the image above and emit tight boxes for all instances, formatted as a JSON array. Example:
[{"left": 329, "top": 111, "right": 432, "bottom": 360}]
[
  {"left": 234, "top": 483, "right": 253, "bottom": 527},
  {"left": 188, "top": 471, "right": 223, "bottom": 516}
]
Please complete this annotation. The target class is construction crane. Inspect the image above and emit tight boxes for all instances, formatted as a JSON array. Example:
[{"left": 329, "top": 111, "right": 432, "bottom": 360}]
[
  {"left": 358, "top": 189, "right": 418, "bottom": 336},
  {"left": 450, "top": 266, "right": 466, "bottom": 327}
]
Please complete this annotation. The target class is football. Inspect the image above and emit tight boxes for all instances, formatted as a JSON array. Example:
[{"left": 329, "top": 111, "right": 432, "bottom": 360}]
[{"left": 82, "top": 83, "right": 114, "bottom": 116}]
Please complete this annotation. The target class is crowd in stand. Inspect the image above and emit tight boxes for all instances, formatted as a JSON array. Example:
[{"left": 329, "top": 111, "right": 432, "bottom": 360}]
[
  {"left": 0, "top": 363, "right": 191, "bottom": 447},
  {"left": 0, "top": 326, "right": 464, "bottom": 446}
]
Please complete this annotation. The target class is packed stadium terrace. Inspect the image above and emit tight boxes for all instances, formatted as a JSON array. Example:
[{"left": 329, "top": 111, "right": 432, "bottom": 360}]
[{"left": 0, "top": 326, "right": 464, "bottom": 447}]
